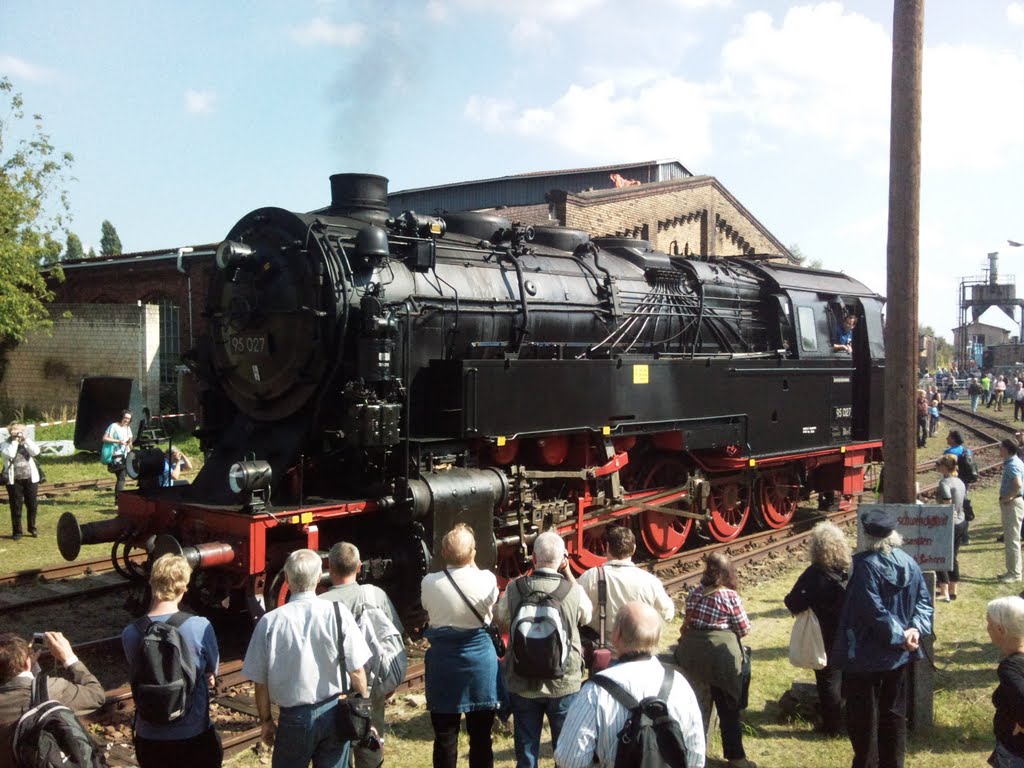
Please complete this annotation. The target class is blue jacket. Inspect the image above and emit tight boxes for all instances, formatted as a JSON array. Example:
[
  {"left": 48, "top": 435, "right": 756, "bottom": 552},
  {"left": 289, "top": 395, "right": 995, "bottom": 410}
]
[{"left": 833, "top": 548, "right": 933, "bottom": 673}]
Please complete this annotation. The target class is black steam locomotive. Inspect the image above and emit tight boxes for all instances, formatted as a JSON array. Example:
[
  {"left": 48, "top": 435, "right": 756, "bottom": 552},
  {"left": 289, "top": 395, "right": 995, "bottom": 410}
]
[{"left": 58, "top": 173, "right": 884, "bottom": 616}]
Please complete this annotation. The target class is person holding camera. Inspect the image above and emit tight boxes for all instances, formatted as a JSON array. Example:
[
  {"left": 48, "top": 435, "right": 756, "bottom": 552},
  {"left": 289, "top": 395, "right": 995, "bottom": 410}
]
[
  {"left": 2, "top": 422, "right": 42, "bottom": 541},
  {"left": 161, "top": 448, "right": 193, "bottom": 487},
  {"left": 0, "top": 630, "right": 105, "bottom": 768},
  {"left": 103, "top": 410, "right": 133, "bottom": 498}
]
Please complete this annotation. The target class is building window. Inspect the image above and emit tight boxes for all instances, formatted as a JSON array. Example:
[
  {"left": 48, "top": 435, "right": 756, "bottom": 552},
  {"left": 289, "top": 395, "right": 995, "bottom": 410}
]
[{"left": 154, "top": 298, "right": 181, "bottom": 411}]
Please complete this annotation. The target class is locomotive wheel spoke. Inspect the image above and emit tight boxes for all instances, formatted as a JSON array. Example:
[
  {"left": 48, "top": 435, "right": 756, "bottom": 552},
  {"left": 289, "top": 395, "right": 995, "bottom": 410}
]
[
  {"left": 567, "top": 526, "right": 612, "bottom": 574},
  {"left": 758, "top": 471, "right": 800, "bottom": 529},
  {"left": 706, "top": 481, "right": 750, "bottom": 542},
  {"left": 636, "top": 458, "right": 692, "bottom": 558}
]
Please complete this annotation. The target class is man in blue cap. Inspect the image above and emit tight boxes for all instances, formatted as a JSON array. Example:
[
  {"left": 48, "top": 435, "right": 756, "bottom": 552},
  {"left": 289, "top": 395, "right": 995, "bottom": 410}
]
[{"left": 833, "top": 507, "right": 933, "bottom": 768}]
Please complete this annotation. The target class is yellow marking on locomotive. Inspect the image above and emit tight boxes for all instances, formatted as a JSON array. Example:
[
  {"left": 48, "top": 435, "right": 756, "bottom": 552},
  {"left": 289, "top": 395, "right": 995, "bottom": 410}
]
[
  {"left": 602, "top": 426, "right": 611, "bottom": 436},
  {"left": 496, "top": 436, "right": 507, "bottom": 447},
  {"left": 840, "top": 446, "right": 847, "bottom": 453},
  {"left": 300, "top": 512, "right": 313, "bottom": 524},
  {"left": 633, "top": 364, "right": 649, "bottom": 384},
  {"left": 749, "top": 459, "right": 757, "bottom": 467}
]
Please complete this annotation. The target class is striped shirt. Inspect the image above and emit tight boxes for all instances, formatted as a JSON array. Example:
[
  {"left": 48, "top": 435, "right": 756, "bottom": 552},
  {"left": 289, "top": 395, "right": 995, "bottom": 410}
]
[
  {"left": 553, "top": 656, "right": 706, "bottom": 768},
  {"left": 684, "top": 585, "right": 750, "bottom": 636}
]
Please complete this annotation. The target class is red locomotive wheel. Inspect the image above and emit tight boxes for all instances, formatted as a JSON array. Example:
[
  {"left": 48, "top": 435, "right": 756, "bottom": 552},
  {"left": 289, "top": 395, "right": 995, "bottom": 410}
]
[
  {"left": 567, "top": 526, "right": 612, "bottom": 573},
  {"left": 758, "top": 471, "right": 800, "bottom": 529},
  {"left": 706, "top": 481, "right": 750, "bottom": 542},
  {"left": 637, "top": 459, "right": 693, "bottom": 558}
]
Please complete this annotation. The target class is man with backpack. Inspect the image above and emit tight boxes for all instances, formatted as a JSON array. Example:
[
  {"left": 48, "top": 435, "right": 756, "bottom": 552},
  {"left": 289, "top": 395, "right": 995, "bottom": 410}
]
[
  {"left": 320, "top": 542, "right": 407, "bottom": 768},
  {"left": 121, "top": 553, "right": 221, "bottom": 768},
  {"left": 495, "top": 531, "right": 593, "bottom": 768},
  {"left": 0, "top": 631, "right": 105, "bottom": 768},
  {"left": 554, "top": 602, "right": 706, "bottom": 768},
  {"left": 243, "top": 549, "right": 370, "bottom": 768}
]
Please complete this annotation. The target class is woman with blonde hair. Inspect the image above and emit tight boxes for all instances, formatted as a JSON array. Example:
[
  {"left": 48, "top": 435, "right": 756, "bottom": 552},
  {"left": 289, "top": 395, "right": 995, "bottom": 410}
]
[
  {"left": 420, "top": 523, "right": 501, "bottom": 768},
  {"left": 1, "top": 422, "right": 42, "bottom": 540},
  {"left": 121, "top": 553, "right": 222, "bottom": 768},
  {"left": 784, "top": 521, "right": 851, "bottom": 736},
  {"left": 934, "top": 454, "right": 966, "bottom": 601}
]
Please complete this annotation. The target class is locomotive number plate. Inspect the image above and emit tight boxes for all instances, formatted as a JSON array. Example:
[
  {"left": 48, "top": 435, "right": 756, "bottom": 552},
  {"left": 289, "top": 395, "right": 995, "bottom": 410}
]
[
  {"left": 834, "top": 406, "right": 852, "bottom": 419},
  {"left": 229, "top": 334, "right": 269, "bottom": 356}
]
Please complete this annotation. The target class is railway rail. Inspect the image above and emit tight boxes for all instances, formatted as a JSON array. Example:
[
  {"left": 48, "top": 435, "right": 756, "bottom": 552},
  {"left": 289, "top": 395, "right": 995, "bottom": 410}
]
[{"left": 0, "top": 477, "right": 115, "bottom": 504}]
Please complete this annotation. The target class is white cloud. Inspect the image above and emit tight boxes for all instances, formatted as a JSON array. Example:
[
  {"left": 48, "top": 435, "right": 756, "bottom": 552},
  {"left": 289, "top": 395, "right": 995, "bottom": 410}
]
[
  {"left": 290, "top": 17, "right": 365, "bottom": 46},
  {"left": 922, "top": 44, "right": 1024, "bottom": 171},
  {"left": 426, "top": 1, "right": 449, "bottom": 21},
  {"left": 1009, "top": 2, "right": 1024, "bottom": 25},
  {"left": 721, "top": 4, "right": 892, "bottom": 154},
  {"left": 466, "top": 78, "right": 720, "bottom": 164},
  {"left": 0, "top": 54, "right": 54, "bottom": 83},
  {"left": 666, "top": 0, "right": 732, "bottom": 8},
  {"left": 184, "top": 89, "right": 216, "bottom": 114},
  {"left": 454, "top": 0, "right": 605, "bottom": 23}
]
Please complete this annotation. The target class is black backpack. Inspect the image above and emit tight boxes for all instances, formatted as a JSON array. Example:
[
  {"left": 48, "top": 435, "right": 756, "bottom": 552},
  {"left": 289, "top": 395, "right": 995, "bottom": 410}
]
[
  {"left": 12, "top": 675, "right": 104, "bottom": 768},
  {"left": 957, "top": 449, "right": 979, "bottom": 484},
  {"left": 590, "top": 665, "right": 690, "bottom": 768},
  {"left": 509, "top": 577, "right": 574, "bottom": 679},
  {"left": 129, "top": 612, "right": 198, "bottom": 724}
]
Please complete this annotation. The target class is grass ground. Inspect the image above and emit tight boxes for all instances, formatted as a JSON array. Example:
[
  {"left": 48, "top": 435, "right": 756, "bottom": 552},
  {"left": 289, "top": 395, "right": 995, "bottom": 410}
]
[{"left": 1, "top": 424, "right": 1015, "bottom": 767}]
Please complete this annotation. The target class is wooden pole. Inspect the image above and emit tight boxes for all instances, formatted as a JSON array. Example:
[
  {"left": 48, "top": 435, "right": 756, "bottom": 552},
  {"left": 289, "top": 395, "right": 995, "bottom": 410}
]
[{"left": 884, "top": 0, "right": 924, "bottom": 505}]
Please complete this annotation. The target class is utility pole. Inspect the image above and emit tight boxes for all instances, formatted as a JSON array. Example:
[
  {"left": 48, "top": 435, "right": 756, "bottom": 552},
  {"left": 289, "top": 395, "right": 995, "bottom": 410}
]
[{"left": 884, "top": 0, "right": 924, "bottom": 506}]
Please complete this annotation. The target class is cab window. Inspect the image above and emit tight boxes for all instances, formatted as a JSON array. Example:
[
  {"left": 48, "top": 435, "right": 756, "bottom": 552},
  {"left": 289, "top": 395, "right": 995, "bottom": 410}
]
[{"left": 797, "top": 306, "right": 818, "bottom": 351}]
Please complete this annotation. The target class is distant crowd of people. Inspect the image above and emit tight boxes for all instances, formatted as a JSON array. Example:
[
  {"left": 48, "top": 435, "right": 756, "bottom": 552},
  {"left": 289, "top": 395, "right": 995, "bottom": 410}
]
[{"left": 1, "top": 512, "right": 1023, "bottom": 768}]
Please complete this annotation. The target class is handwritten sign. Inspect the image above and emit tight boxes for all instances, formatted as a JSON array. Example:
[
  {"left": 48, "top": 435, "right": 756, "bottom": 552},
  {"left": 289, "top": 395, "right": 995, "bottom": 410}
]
[{"left": 856, "top": 504, "right": 954, "bottom": 571}]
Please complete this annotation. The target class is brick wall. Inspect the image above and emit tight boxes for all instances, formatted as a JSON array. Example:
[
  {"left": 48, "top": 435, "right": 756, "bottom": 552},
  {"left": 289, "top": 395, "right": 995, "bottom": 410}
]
[{"left": 1, "top": 303, "right": 161, "bottom": 415}]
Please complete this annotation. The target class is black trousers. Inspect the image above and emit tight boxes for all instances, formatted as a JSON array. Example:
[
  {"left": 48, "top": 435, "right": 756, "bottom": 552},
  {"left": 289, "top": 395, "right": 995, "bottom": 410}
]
[
  {"left": 844, "top": 665, "right": 909, "bottom": 768},
  {"left": 135, "top": 725, "right": 223, "bottom": 768},
  {"left": 1016, "top": 400, "right": 1024, "bottom": 421},
  {"left": 815, "top": 664, "right": 844, "bottom": 735},
  {"left": 430, "top": 710, "right": 495, "bottom": 768},
  {"left": 6, "top": 479, "right": 38, "bottom": 536},
  {"left": 710, "top": 685, "right": 746, "bottom": 760},
  {"left": 937, "top": 520, "right": 969, "bottom": 584},
  {"left": 916, "top": 417, "right": 928, "bottom": 448}
]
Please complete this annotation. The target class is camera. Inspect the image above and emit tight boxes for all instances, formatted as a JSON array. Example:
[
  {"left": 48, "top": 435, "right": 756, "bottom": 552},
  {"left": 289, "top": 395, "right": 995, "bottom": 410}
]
[{"left": 31, "top": 632, "right": 47, "bottom": 649}]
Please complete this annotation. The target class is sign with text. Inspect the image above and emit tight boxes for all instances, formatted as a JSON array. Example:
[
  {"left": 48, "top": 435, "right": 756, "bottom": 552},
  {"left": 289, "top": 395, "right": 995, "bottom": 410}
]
[{"left": 857, "top": 504, "right": 955, "bottom": 571}]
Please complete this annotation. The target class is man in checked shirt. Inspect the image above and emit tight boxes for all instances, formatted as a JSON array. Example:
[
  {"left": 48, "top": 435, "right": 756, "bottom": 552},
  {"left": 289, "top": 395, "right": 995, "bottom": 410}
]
[{"left": 554, "top": 602, "right": 704, "bottom": 767}]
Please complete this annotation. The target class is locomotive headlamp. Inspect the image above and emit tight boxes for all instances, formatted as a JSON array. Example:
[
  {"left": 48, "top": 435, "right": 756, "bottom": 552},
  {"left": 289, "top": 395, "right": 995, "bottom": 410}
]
[
  {"left": 125, "top": 447, "right": 166, "bottom": 483},
  {"left": 228, "top": 460, "right": 272, "bottom": 495},
  {"left": 215, "top": 240, "right": 253, "bottom": 270}
]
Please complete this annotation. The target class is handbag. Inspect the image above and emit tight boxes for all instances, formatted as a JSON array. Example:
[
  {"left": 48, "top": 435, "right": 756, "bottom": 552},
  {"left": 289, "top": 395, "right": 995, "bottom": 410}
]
[
  {"left": 582, "top": 566, "right": 612, "bottom": 675},
  {"left": 963, "top": 496, "right": 975, "bottom": 522},
  {"left": 100, "top": 442, "right": 115, "bottom": 465},
  {"left": 332, "top": 602, "right": 374, "bottom": 742},
  {"left": 738, "top": 644, "right": 752, "bottom": 710},
  {"left": 442, "top": 568, "right": 505, "bottom": 657},
  {"left": 788, "top": 609, "right": 827, "bottom": 670}
]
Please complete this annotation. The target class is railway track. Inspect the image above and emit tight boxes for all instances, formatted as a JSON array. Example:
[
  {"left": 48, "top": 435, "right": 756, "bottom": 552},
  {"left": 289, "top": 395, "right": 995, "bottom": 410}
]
[
  {"left": 0, "top": 477, "right": 115, "bottom": 504},
  {"left": 0, "top": 553, "right": 147, "bottom": 616}
]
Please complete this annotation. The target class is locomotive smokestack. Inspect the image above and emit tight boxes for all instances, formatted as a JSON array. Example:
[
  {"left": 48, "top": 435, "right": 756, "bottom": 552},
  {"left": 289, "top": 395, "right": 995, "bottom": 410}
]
[{"left": 329, "top": 173, "right": 390, "bottom": 223}]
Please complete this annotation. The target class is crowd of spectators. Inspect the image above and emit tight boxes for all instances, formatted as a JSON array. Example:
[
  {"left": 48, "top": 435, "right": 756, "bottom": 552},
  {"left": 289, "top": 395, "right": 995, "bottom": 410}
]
[{"left": 2, "top": 511, "right": 1023, "bottom": 768}]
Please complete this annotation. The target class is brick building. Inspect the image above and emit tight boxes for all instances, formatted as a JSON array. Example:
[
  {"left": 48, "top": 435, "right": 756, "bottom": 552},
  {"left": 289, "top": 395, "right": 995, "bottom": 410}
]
[{"left": 22, "top": 160, "right": 791, "bottom": 415}]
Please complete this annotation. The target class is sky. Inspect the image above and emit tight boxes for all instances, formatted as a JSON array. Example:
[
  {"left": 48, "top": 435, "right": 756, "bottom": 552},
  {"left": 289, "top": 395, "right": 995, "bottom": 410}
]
[{"left": 2, "top": 1, "right": 1023, "bottom": 342}]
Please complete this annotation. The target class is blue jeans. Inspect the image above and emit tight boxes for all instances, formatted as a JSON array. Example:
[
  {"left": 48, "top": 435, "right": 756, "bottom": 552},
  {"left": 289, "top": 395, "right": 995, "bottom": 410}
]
[
  {"left": 509, "top": 692, "right": 576, "bottom": 768},
  {"left": 990, "top": 742, "right": 1024, "bottom": 768},
  {"left": 273, "top": 699, "right": 351, "bottom": 768}
]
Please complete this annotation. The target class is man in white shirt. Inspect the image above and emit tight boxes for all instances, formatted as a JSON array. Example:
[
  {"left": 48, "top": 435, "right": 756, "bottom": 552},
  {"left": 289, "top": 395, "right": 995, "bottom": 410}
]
[
  {"left": 554, "top": 602, "right": 705, "bottom": 768},
  {"left": 578, "top": 526, "right": 674, "bottom": 648},
  {"left": 243, "top": 549, "right": 371, "bottom": 768}
]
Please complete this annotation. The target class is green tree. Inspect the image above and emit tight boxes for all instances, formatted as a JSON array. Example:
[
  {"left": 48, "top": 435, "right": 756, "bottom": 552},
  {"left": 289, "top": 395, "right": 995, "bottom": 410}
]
[
  {"left": 789, "top": 242, "right": 824, "bottom": 270},
  {"left": 87, "top": 246, "right": 96, "bottom": 259},
  {"left": 100, "top": 219, "right": 122, "bottom": 256},
  {"left": 64, "top": 231, "right": 84, "bottom": 261},
  {"left": 0, "top": 77, "right": 71, "bottom": 342}
]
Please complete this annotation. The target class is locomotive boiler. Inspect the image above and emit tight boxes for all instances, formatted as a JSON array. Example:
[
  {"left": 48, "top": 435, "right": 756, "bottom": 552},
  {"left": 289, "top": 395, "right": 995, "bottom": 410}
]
[{"left": 58, "top": 173, "right": 885, "bottom": 616}]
